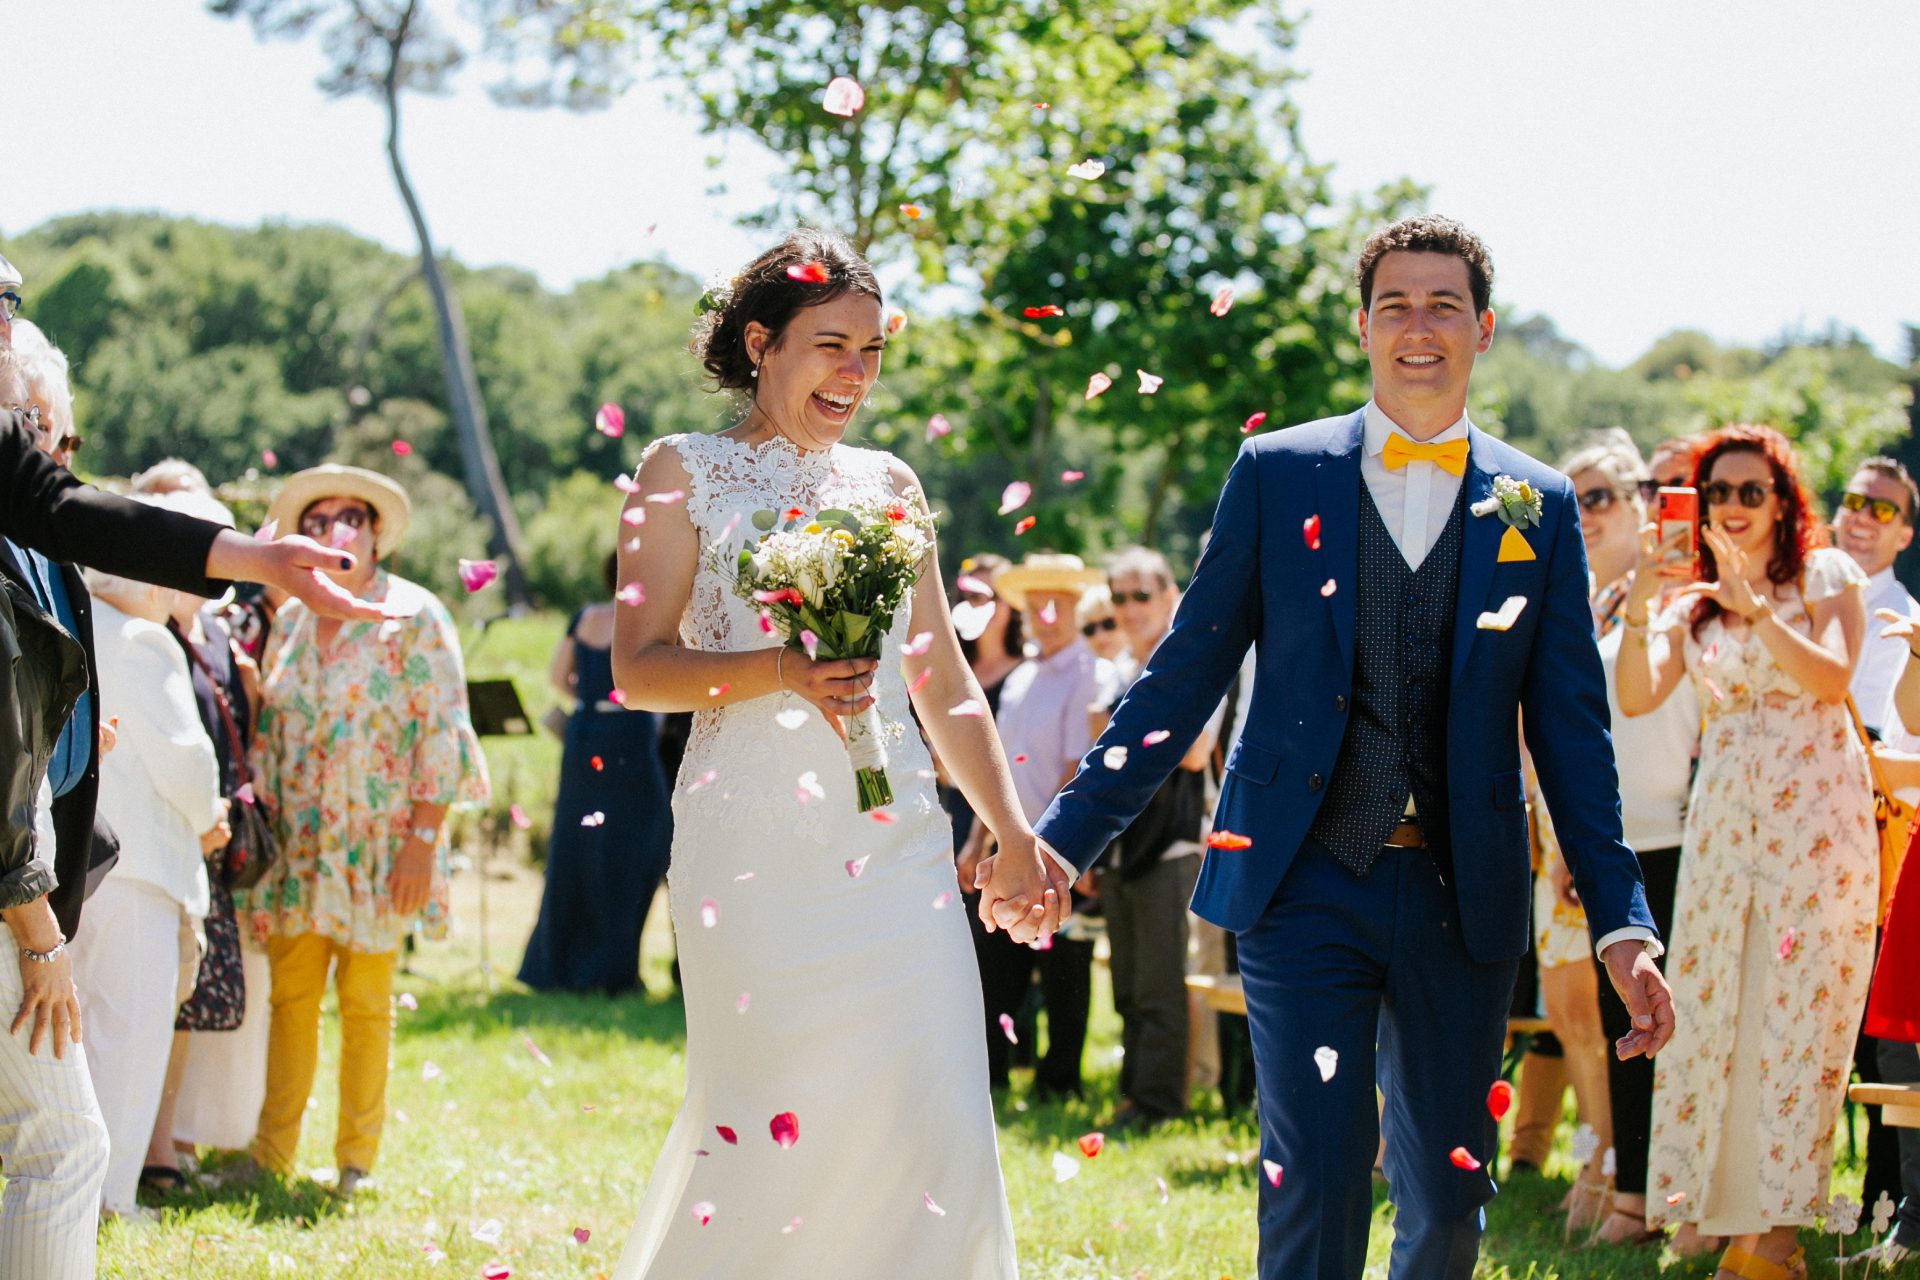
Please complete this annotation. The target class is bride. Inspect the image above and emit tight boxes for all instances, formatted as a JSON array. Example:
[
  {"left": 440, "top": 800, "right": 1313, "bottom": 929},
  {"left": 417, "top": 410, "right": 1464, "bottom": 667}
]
[{"left": 609, "top": 229, "right": 1068, "bottom": 1278}]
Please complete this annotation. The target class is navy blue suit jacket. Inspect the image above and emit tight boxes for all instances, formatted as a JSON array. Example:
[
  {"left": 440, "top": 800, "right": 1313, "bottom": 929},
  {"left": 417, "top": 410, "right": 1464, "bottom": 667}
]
[{"left": 1034, "top": 408, "right": 1656, "bottom": 963}]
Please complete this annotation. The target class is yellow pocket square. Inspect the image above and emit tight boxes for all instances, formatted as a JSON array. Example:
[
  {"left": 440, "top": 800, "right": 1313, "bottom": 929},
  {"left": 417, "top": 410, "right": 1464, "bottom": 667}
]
[{"left": 1496, "top": 526, "right": 1535, "bottom": 563}]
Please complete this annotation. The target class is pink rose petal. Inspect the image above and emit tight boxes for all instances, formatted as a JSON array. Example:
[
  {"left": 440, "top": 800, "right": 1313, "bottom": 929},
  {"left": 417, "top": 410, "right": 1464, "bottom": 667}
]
[
  {"left": 932, "top": 890, "right": 953, "bottom": 909},
  {"left": 646, "top": 489, "right": 686, "bottom": 505},
  {"left": 509, "top": 804, "right": 532, "bottom": 829},
  {"left": 260, "top": 448, "right": 278, "bottom": 469},
  {"left": 908, "top": 669, "right": 933, "bottom": 695},
  {"left": 691, "top": 1200, "right": 715, "bottom": 1226},
  {"left": 1262, "top": 1158, "right": 1284, "bottom": 1187},
  {"left": 1448, "top": 1147, "right": 1481, "bottom": 1171},
  {"left": 1136, "top": 369, "right": 1164, "bottom": 394},
  {"left": 616, "top": 582, "right": 646, "bottom": 606},
  {"left": 595, "top": 403, "right": 625, "bottom": 438},
  {"left": 1320, "top": 578, "right": 1337, "bottom": 597},
  {"left": 1061, "top": 470, "right": 1084, "bottom": 483},
  {"left": 821, "top": 76, "right": 865, "bottom": 117},
  {"left": 925, "top": 413, "right": 952, "bottom": 443},
  {"left": 1143, "top": 729, "right": 1172, "bottom": 747},
  {"left": 458, "top": 559, "right": 498, "bottom": 593},
  {"left": 845, "top": 856, "right": 869, "bottom": 878},
  {"left": 736, "top": 992, "right": 751, "bottom": 1014},
  {"left": 948, "top": 699, "right": 984, "bottom": 717},
  {"left": 688, "top": 769, "right": 717, "bottom": 792},
  {"left": 923, "top": 1192, "right": 946, "bottom": 1216},
  {"left": 1209, "top": 285, "right": 1235, "bottom": 317},
  {"left": 328, "top": 520, "right": 357, "bottom": 550},
  {"left": 621, "top": 507, "right": 647, "bottom": 527},
  {"left": 482, "top": 1265, "right": 510, "bottom": 1280},
  {"left": 999, "top": 481, "right": 1031, "bottom": 515},
  {"left": 614, "top": 473, "right": 641, "bottom": 494},
  {"left": 1778, "top": 928, "right": 1797, "bottom": 959},
  {"left": 800, "top": 629, "right": 819, "bottom": 660},
  {"left": 901, "top": 631, "right": 934, "bottom": 657},
  {"left": 580, "top": 811, "right": 605, "bottom": 827},
  {"left": 1085, "top": 372, "right": 1113, "bottom": 400},
  {"left": 397, "top": 992, "right": 418, "bottom": 1011},
  {"left": 999, "top": 1012, "right": 1019, "bottom": 1044},
  {"left": 782, "top": 1216, "right": 804, "bottom": 1233},
  {"left": 1038, "top": 600, "right": 1058, "bottom": 625},
  {"left": 572, "top": 1227, "right": 591, "bottom": 1245},
  {"left": 522, "top": 1035, "right": 552, "bottom": 1067},
  {"left": 391, "top": 439, "right": 412, "bottom": 456},
  {"left": 699, "top": 898, "right": 718, "bottom": 928}
]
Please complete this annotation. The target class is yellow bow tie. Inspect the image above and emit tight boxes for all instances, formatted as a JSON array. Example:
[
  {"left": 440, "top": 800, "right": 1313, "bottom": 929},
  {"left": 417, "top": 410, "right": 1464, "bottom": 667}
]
[{"left": 1380, "top": 433, "right": 1469, "bottom": 477}]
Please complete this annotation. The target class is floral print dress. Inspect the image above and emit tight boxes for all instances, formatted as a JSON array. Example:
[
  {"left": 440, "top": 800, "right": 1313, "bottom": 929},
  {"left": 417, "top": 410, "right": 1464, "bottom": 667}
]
[
  {"left": 245, "top": 571, "right": 490, "bottom": 954},
  {"left": 1646, "top": 547, "right": 1877, "bottom": 1231}
]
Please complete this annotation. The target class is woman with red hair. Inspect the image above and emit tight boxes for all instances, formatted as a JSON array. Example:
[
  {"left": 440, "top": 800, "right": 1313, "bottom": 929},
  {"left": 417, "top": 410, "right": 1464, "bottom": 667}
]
[{"left": 1617, "top": 424, "right": 1878, "bottom": 1280}]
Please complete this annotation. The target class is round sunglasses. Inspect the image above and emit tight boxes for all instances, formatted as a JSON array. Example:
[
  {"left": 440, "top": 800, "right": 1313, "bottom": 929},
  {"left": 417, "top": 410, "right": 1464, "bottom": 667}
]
[{"left": 1702, "top": 480, "right": 1778, "bottom": 510}]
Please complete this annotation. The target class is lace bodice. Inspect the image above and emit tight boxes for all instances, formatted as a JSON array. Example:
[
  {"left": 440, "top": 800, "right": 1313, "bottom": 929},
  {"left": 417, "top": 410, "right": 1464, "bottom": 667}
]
[{"left": 642, "top": 431, "right": 940, "bottom": 834}]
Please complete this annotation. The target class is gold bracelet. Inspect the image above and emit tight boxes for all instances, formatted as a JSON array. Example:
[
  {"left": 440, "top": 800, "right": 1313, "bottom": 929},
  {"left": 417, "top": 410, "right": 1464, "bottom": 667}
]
[
  {"left": 775, "top": 647, "right": 787, "bottom": 691},
  {"left": 1622, "top": 613, "right": 1650, "bottom": 630}
]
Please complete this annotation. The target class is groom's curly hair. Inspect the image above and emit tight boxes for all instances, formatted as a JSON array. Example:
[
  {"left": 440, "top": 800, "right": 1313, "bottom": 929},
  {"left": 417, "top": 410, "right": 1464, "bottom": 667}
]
[
  {"left": 1355, "top": 215, "right": 1494, "bottom": 314},
  {"left": 694, "top": 227, "right": 884, "bottom": 395}
]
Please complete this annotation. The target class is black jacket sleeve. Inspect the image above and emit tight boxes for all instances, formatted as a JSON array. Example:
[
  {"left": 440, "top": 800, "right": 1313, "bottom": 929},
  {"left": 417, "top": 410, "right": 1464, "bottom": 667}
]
[{"left": 1, "top": 409, "right": 227, "bottom": 597}]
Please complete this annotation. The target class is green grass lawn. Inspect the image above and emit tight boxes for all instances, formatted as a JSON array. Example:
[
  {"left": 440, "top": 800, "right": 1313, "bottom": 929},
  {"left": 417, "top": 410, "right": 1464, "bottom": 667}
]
[
  {"left": 90, "top": 855, "right": 1910, "bottom": 1278},
  {"left": 78, "top": 609, "right": 1917, "bottom": 1276}
]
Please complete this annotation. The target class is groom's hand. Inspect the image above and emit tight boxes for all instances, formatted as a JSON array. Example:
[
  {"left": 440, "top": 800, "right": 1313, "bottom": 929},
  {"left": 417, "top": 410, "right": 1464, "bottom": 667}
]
[
  {"left": 1601, "top": 941, "right": 1675, "bottom": 1059},
  {"left": 974, "top": 833, "right": 1070, "bottom": 945}
]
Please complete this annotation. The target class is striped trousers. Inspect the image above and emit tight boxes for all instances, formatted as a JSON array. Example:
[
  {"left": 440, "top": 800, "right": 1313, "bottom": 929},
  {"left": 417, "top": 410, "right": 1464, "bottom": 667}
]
[{"left": 0, "top": 946, "right": 110, "bottom": 1280}]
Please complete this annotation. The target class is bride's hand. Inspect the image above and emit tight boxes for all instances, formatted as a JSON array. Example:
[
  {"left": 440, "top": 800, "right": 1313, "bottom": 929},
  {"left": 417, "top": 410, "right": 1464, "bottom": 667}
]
[
  {"left": 974, "top": 831, "right": 1070, "bottom": 945},
  {"left": 778, "top": 652, "right": 879, "bottom": 740}
]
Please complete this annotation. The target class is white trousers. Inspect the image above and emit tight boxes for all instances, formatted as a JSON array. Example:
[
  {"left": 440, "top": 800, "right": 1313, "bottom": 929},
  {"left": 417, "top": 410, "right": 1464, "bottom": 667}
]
[
  {"left": 70, "top": 875, "right": 188, "bottom": 1215},
  {"left": 0, "top": 934, "right": 110, "bottom": 1280},
  {"left": 173, "top": 946, "right": 271, "bottom": 1152}
]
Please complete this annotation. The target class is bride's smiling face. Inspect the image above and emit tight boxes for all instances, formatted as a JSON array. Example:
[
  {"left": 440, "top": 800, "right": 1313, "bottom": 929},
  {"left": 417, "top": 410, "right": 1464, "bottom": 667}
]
[{"left": 744, "top": 292, "right": 888, "bottom": 451}]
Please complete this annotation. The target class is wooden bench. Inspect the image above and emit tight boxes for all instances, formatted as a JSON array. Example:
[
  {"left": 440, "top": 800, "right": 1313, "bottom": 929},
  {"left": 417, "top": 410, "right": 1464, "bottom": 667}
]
[
  {"left": 1850, "top": 1082, "right": 1920, "bottom": 1128},
  {"left": 1185, "top": 974, "right": 1556, "bottom": 1050}
]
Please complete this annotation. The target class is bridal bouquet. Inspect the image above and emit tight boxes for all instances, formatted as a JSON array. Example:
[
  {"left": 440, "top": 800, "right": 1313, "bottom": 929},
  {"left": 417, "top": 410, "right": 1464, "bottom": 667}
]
[{"left": 720, "top": 494, "right": 936, "bottom": 811}]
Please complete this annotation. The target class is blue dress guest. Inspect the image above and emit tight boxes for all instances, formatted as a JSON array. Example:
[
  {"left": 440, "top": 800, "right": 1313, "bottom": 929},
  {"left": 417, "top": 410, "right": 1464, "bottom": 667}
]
[{"left": 519, "top": 557, "right": 674, "bottom": 995}]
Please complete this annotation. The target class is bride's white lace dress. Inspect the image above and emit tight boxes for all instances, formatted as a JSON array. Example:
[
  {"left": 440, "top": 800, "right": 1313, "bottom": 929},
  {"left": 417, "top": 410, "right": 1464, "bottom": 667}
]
[{"left": 613, "top": 431, "right": 1017, "bottom": 1278}]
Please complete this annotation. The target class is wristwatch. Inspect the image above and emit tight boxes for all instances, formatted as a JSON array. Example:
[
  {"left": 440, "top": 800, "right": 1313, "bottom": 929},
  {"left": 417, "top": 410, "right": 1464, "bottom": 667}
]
[{"left": 411, "top": 824, "right": 439, "bottom": 845}]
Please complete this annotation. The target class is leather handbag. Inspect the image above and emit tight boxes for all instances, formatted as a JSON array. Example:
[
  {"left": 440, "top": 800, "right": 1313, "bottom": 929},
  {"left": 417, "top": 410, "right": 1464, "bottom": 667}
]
[
  {"left": 1844, "top": 693, "right": 1914, "bottom": 925},
  {"left": 180, "top": 637, "right": 282, "bottom": 892}
]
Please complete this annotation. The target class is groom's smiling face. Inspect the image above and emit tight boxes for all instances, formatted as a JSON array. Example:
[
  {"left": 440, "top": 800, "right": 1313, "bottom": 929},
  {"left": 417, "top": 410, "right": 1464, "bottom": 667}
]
[{"left": 1357, "top": 251, "right": 1495, "bottom": 433}]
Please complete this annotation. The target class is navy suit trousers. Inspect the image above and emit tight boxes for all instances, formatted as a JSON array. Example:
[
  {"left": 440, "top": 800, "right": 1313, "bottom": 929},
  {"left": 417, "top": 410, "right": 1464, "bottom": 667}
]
[{"left": 1237, "top": 838, "right": 1517, "bottom": 1280}]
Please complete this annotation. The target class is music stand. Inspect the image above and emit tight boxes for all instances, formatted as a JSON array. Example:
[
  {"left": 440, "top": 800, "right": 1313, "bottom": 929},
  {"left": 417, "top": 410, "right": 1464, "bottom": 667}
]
[{"left": 464, "top": 678, "right": 533, "bottom": 995}]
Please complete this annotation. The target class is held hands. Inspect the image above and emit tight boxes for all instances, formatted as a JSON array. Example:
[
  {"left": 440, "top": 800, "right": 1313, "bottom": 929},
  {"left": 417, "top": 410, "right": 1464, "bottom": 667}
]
[
  {"left": 1601, "top": 940, "right": 1676, "bottom": 1060},
  {"left": 972, "top": 830, "right": 1071, "bottom": 945},
  {"left": 389, "top": 837, "right": 435, "bottom": 917},
  {"left": 778, "top": 652, "right": 878, "bottom": 742}
]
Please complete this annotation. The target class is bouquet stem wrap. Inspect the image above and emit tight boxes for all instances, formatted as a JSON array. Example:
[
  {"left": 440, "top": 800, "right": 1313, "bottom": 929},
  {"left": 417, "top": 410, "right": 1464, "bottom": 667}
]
[{"left": 845, "top": 702, "right": 892, "bottom": 812}]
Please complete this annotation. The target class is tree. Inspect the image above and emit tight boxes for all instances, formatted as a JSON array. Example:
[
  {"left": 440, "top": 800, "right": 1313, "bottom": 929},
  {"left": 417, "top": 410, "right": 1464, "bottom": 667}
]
[{"left": 208, "top": 0, "right": 632, "bottom": 606}]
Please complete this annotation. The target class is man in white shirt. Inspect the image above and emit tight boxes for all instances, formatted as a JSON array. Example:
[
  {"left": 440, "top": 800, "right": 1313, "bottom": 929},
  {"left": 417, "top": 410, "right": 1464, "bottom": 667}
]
[{"left": 1835, "top": 457, "right": 1920, "bottom": 744}]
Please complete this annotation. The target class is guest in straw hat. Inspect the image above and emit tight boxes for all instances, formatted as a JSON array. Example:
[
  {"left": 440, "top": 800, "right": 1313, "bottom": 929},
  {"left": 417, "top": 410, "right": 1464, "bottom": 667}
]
[{"left": 220, "top": 465, "right": 488, "bottom": 1198}]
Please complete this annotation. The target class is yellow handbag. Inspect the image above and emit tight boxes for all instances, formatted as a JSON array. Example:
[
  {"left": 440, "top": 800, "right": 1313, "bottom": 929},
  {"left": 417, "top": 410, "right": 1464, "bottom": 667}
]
[{"left": 1845, "top": 693, "right": 1915, "bottom": 926}]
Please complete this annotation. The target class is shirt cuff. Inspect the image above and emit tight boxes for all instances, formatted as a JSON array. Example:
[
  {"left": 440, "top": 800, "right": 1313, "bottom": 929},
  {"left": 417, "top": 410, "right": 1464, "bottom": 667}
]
[
  {"left": 1037, "top": 837, "right": 1078, "bottom": 881},
  {"left": 1595, "top": 926, "right": 1663, "bottom": 961}
]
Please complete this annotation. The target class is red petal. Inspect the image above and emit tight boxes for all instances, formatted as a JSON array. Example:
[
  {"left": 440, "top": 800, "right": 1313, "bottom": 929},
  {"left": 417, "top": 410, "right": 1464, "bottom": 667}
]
[
  {"left": 1023, "top": 305, "right": 1065, "bottom": 319},
  {"left": 900, "top": 203, "right": 924, "bottom": 220},
  {"left": 691, "top": 1200, "right": 715, "bottom": 1225},
  {"left": 1486, "top": 1079, "right": 1513, "bottom": 1120},
  {"left": 1205, "top": 830, "right": 1253, "bottom": 851},
  {"left": 572, "top": 1227, "right": 591, "bottom": 1244},
  {"left": 1208, "top": 285, "right": 1235, "bottom": 317},
  {"left": 1077, "top": 1132, "right": 1105, "bottom": 1158},
  {"left": 716, "top": 1125, "right": 738, "bottom": 1144},
  {"left": 1242, "top": 412, "right": 1268, "bottom": 434},
  {"left": 1014, "top": 516, "right": 1037, "bottom": 536},
  {"left": 590, "top": 755, "right": 604, "bottom": 771},
  {"left": 770, "top": 1111, "right": 800, "bottom": 1148},
  {"left": 786, "top": 260, "right": 832, "bottom": 283},
  {"left": 391, "top": 439, "right": 412, "bottom": 455},
  {"left": 1448, "top": 1147, "right": 1481, "bottom": 1170},
  {"left": 1303, "top": 514, "right": 1322, "bottom": 551},
  {"left": 1262, "top": 1158, "right": 1284, "bottom": 1187},
  {"left": 595, "top": 403, "right": 626, "bottom": 438}
]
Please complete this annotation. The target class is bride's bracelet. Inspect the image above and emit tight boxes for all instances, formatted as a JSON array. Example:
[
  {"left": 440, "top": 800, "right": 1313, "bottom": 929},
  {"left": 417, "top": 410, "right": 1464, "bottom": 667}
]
[{"left": 775, "top": 646, "right": 788, "bottom": 692}]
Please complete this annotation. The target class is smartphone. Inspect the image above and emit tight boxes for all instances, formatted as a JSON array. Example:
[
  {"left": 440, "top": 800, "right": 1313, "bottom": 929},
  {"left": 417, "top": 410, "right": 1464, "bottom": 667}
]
[{"left": 1656, "top": 486, "right": 1699, "bottom": 572}]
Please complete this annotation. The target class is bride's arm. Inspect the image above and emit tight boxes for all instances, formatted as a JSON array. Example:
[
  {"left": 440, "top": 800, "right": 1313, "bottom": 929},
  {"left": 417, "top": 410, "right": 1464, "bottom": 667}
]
[
  {"left": 889, "top": 460, "right": 1064, "bottom": 939},
  {"left": 611, "top": 441, "right": 878, "bottom": 720}
]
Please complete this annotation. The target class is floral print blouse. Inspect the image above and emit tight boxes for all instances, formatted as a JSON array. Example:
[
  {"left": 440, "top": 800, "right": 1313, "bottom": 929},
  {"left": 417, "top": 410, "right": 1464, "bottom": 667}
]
[{"left": 245, "top": 570, "right": 490, "bottom": 952}]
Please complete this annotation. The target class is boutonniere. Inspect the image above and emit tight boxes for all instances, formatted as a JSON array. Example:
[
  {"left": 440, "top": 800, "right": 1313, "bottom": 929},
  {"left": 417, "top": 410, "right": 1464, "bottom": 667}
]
[
  {"left": 1473, "top": 475, "right": 1542, "bottom": 563},
  {"left": 1472, "top": 474, "right": 1544, "bottom": 529}
]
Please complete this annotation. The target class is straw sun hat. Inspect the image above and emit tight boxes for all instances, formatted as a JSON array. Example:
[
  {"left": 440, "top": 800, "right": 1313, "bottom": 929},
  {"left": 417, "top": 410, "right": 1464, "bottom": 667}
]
[
  {"left": 265, "top": 464, "right": 412, "bottom": 558},
  {"left": 992, "top": 552, "right": 1104, "bottom": 612}
]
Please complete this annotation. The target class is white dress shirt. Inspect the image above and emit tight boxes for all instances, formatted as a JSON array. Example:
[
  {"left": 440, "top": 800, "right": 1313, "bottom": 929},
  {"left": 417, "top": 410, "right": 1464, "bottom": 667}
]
[
  {"left": 1855, "top": 566, "right": 1919, "bottom": 742},
  {"left": 1361, "top": 401, "right": 1470, "bottom": 571}
]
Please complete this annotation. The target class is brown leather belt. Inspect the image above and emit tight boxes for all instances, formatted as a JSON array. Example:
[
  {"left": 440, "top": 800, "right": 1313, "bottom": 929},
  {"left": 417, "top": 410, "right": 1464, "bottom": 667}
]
[{"left": 1384, "top": 820, "right": 1426, "bottom": 849}]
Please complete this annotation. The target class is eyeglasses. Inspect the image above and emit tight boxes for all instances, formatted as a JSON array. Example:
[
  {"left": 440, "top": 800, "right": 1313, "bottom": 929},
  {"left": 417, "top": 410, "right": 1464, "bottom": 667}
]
[
  {"left": 1702, "top": 480, "right": 1777, "bottom": 509},
  {"left": 0, "top": 291, "right": 20, "bottom": 323},
  {"left": 1576, "top": 487, "right": 1624, "bottom": 513},
  {"left": 3, "top": 404, "right": 44, "bottom": 438},
  {"left": 1840, "top": 491, "right": 1905, "bottom": 525},
  {"left": 1109, "top": 588, "right": 1157, "bottom": 604},
  {"left": 1081, "top": 617, "right": 1117, "bottom": 637},
  {"left": 298, "top": 505, "right": 372, "bottom": 539}
]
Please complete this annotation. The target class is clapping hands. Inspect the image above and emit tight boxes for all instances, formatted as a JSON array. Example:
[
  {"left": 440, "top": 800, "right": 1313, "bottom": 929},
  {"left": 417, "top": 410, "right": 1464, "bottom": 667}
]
[{"left": 1669, "top": 524, "right": 1768, "bottom": 621}]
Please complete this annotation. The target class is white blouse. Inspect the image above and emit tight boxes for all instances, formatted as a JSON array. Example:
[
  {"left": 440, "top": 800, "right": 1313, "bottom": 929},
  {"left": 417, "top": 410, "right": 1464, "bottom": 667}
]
[{"left": 92, "top": 601, "right": 220, "bottom": 918}]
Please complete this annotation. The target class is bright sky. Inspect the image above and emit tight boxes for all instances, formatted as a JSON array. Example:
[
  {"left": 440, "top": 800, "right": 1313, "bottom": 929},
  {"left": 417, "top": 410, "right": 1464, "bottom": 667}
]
[{"left": 7, "top": 1, "right": 1916, "bottom": 369}]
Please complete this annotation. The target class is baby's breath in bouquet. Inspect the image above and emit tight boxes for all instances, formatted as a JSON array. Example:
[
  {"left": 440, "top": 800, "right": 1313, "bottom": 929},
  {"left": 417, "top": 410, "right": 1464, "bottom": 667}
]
[{"left": 719, "top": 493, "right": 936, "bottom": 811}]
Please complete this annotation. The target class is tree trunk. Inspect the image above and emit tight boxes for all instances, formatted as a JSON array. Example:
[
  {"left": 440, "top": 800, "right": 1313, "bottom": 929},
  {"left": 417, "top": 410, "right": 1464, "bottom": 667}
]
[
  {"left": 379, "top": 6, "right": 533, "bottom": 605},
  {"left": 1141, "top": 426, "right": 1189, "bottom": 547}
]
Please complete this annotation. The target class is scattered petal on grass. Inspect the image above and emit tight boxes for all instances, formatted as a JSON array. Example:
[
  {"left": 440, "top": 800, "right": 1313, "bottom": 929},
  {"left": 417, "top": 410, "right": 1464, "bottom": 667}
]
[
  {"left": 1262, "top": 1159, "right": 1284, "bottom": 1187},
  {"left": 471, "top": 1219, "right": 504, "bottom": 1245},
  {"left": 522, "top": 1035, "right": 552, "bottom": 1067},
  {"left": 1448, "top": 1147, "right": 1481, "bottom": 1171},
  {"left": 821, "top": 77, "right": 865, "bottom": 117},
  {"left": 1086, "top": 372, "right": 1113, "bottom": 400},
  {"left": 1052, "top": 1152, "right": 1081, "bottom": 1182},
  {"left": 1313, "top": 1046, "right": 1339, "bottom": 1082},
  {"left": 397, "top": 992, "right": 418, "bottom": 1011},
  {"left": 1206, "top": 830, "right": 1253, "bottom": 851},
  {"left": 770, "top": 1112, "right": 800, "bottom": 1148},
  {"left": 1487, "top": 1080, "right": 1513, "bottom": 1120},
  {"left": 509, "top": 804, "right": 532, "bottom": 830},
  {"left": 481, "top": 1264, "right": 510, "bottom": 1280},
  {"left": 595, "top": 403, "right": 626, "bottom": 438},
  {"left": 572, "top": 1227, "right": 591, "bottom": 1245}
]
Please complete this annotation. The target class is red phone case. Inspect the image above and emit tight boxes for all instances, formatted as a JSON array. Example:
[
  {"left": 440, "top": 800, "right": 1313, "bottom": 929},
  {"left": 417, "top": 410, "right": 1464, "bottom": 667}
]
[{"left": 1656, "top": 487, "right": 1698, "bottom": 566}]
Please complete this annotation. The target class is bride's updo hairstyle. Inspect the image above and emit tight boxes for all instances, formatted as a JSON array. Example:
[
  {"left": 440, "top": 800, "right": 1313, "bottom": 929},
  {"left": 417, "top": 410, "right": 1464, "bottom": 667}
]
[{"left": 693, "top": 228, "right": 883, "bottom": 395}]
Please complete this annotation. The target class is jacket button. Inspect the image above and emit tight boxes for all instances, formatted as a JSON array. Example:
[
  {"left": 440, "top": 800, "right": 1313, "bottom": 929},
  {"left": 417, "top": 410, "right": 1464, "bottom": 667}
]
[
  {"left": 1308, "top": 773, "right": 1323, "bottom": 791},
  {"left": 1334, "top": 694, "right": 1347, "bottom": 712}
]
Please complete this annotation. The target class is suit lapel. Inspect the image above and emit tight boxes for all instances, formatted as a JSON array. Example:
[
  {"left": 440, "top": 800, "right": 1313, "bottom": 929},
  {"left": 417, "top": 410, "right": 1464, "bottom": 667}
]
[
  {"left": 1450, "top": 428, "right": 1503, "bottom": 683},
  {"left": 1315, "top": 409, "right": 1366, "bottom": 682}
]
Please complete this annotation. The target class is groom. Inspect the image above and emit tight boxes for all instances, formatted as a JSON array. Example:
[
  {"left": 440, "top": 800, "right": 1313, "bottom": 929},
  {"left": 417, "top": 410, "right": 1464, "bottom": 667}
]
[{"left": 1015, "top": 215, "right": 1675, "bottom": 1278}]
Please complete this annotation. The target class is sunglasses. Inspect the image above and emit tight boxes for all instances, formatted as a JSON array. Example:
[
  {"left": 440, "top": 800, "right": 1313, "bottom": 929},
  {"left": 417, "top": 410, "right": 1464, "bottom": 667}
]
[
  {"left": 1109, "top": 588, "right": 1157, "bottom": 604},
  {"left": 0, "top": 290, "right": 20, "bottom": 323},
  {"left": 1840, "top": 491, "right": 1905, "bottom": 525},
  {"left": 1081, "top": 617, "right": 1118, "bottom": 637},
  {"left": 298, "top": 505, "right": 372, "bottom": 539},
  {"left": 1702, "top": 480, "right": 1777, "bottom": 509},
  {"left": 1576, "top": 487, "right": 1625, "bottom": 513}
]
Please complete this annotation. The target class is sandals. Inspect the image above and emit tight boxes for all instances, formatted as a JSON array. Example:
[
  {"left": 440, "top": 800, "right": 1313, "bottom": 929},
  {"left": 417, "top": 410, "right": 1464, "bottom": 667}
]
[
  {"left": 137, "top": 1164, "right": 187, "bottom": 1196},
  {"left": 1714, "top": 1244, "right": 1807, "bottom": 1280},
  {"left": 1591, "top": 1208, "right": 1662, "bottom": 1246}
]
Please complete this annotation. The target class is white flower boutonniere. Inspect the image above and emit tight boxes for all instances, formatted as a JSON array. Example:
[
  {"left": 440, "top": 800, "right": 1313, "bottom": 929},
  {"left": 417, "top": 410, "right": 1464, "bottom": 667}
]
[{"left": 1472, "top": 474, "right": 1544, "bottom": 530}]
